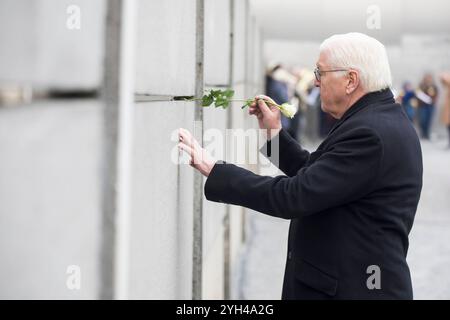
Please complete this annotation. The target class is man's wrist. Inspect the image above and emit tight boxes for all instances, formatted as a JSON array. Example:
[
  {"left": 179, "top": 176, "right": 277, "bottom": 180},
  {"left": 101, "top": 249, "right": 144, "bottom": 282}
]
[{"left": 206, "top": 160, "right": 217, "bottom": 177}]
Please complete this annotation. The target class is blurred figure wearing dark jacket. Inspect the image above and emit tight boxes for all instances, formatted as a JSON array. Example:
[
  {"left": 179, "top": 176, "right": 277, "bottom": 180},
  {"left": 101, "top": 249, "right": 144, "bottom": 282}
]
[
  {"left": 265, "top": 65, "right": 295, "bottom": 138},
  {"left": 417, "top": 73, "right": 439, "bottom": 139}
]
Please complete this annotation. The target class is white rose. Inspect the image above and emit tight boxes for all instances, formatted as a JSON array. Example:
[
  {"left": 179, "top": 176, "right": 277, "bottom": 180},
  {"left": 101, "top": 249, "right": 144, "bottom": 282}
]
[{"left": 278, "top": 103, "right": 297, "bottom": 119}]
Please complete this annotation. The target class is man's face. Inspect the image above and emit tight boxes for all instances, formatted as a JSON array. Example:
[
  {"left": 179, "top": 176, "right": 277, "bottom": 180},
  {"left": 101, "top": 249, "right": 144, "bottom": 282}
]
[{"left": 315, "top": 51, "right": 349, "bottom": 119}]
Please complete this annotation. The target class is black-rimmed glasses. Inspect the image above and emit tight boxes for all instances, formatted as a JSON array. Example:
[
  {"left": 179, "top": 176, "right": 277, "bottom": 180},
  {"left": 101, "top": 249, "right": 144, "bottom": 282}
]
[{"left": 314, "top": 67, "right": 349, "bottom": 81}]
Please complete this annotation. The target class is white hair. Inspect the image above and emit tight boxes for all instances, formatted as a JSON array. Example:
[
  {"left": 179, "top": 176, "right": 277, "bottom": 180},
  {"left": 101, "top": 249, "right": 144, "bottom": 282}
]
[{"left": 319, "top": 32, "right": 392, "bottom": 92}]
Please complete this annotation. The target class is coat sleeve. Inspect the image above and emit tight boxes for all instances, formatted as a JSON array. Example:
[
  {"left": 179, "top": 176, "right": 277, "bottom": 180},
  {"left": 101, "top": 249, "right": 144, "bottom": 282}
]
[
  {"left": 260, "top": 129, "right": 311, "bottom": 177},
  {"left": 204, "top": 127, "right": 383, "bottom": 219}
]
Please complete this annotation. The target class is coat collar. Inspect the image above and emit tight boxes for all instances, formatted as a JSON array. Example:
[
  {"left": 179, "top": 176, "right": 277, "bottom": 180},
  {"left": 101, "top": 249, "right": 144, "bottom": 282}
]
[{"left": 325, "top": 88, "right": 395, "bottom": 138}]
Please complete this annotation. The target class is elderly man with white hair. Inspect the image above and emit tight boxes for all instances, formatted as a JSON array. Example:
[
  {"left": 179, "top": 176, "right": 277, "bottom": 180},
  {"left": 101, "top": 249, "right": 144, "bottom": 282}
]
[{"left": 179, "top": 33, "right": 423, "bottom": 299}]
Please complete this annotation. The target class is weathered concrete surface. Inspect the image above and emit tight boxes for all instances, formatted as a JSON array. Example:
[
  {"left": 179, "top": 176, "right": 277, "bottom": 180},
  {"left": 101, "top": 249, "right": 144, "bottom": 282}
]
[{"left": 0, "top": 100, "right": 102, "bottom": 299}]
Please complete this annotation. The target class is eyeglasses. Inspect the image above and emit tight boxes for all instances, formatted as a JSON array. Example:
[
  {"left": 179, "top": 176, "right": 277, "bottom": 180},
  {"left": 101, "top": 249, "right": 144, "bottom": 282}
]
[{"left": 314, "top": 67, "right": 349, "bottom": 81}]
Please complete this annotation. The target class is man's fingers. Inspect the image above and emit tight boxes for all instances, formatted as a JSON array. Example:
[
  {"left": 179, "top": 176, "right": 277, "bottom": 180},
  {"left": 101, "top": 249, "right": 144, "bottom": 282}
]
[
  {"left": 178, "top": 128, "right": 187, "bottom": 143},
  {"left": 249, "top": 108, "right": 262, "bottom": 119},
  {"left": 179, "top": 128, "right": 191, "bottom": 142},
  {"left": 249, "top": 106, "right": 260, "bottom": 115},
  {"left": 178, "top": 142, "right": 193, "bottom": 156},
  {"left": 257, "top": 98, "right": 271, "bottom": 115},
  {"left": 179, "top": 128, "right": 201, "bottom": 149},
  {"left": 179, "top": 138, "right": 204, "bottom": 163},
  {"left": 256, "top": 95, "right": 276, "bottom": 105}
]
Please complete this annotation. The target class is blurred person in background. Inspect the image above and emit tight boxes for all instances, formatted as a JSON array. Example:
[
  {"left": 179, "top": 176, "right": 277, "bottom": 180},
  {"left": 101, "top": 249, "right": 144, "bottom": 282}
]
[
  {"left": 440, "top": 72, "right": 450, "bottom": 148},
  {"left": 304, "top": 75, "right": 322, "bottom": 140},
  {"left": 416, "top": 73, "right": 439, "bottom": 140},
  {"left": 265, "top": 64, "right": 296, "bottom": 139},
  {"left": 290, "top": 68, "right": 312, "bottom": 141},
  {"left": 295, "top": 69, "right": 337, "bottom": 138},
  {"left": 399, "top": 81, "right": 417, "bottom": 122}
]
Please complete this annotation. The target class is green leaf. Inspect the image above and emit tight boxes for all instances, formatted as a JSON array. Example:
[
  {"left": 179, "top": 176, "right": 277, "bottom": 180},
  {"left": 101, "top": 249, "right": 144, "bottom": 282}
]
[
  {"left": 202, "top": 94, "right": 214, "bottom": 107},
  {"left": 199, "top": 88, "right": 238, "bottom": 109},
  {"left": 223, "top": 89, "right": 234, "bottom": 98},
  {"left": 222, "top": 100, "right": 230, "bottom": 109},
  {"left": 215, "top": 97, "right": 227, "bottom": 108},
  {"left": 210, "top": 89, "right": 221, "bottom": 97}
]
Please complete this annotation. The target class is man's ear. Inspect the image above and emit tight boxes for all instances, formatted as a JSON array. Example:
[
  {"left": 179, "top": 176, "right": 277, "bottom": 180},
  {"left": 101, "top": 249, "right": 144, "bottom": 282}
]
[{"left": 346, "top": 70, "right": 359, "bottom": 94}]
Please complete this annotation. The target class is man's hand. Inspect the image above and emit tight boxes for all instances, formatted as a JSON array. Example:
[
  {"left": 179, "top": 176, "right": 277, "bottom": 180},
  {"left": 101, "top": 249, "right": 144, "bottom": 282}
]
[
  {"left": 248, "top": 95, "right": 282, "bottom": 140},
  {"left": 178, "top": 128, "right": 217, "bottom": 177}
]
